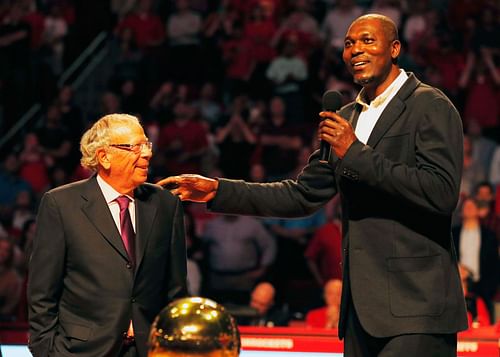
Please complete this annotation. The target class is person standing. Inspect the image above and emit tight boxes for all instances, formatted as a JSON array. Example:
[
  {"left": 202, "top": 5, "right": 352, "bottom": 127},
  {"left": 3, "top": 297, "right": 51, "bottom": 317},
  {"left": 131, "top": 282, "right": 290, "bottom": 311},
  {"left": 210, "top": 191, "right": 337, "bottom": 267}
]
[
  {"left": 159, "top": 14, "right": 467, "bottom": 356},
  {"left": 28, "top": 114, "right": 187, "bottom": 357}
]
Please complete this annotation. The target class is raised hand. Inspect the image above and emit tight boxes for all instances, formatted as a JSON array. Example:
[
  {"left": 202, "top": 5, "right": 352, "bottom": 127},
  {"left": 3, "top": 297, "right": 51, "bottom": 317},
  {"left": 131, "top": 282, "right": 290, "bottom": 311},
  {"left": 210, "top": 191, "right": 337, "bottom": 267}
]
[
  {"left": 318, "top": 111, "right": 357, "bottom": 159},
  {"left": 156, "top": 174, "right": 219, "bottom": 202}
]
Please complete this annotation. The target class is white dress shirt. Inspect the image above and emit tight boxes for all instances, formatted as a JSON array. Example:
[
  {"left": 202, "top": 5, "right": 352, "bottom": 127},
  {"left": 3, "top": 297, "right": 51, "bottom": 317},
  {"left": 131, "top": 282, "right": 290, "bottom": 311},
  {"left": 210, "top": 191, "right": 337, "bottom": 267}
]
[
  {"left": 96, "top": 175, "right": 136, "bottom": 233},
  {"left": 354, "top": 70, "right": 408, "bottom": 144}
]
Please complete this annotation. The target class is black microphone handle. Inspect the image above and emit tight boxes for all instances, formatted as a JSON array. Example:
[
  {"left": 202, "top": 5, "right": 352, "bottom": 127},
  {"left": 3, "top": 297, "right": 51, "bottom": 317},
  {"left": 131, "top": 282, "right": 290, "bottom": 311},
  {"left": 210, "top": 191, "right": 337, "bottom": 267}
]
[{"left": 319, "top": 139, "right": 331, "bottom": 163}]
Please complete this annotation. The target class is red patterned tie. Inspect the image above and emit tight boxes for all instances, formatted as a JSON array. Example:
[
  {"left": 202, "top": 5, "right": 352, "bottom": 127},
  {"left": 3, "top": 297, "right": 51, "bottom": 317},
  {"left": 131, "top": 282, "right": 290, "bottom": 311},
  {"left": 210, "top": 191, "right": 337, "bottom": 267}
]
[{"left": 116, "top": 196, "right": 136, "bottom": 267}]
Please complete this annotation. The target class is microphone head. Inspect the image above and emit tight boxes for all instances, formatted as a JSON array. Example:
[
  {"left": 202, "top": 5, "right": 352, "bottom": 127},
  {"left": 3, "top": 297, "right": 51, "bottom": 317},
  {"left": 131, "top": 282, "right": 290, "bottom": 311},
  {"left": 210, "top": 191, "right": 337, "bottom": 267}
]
[{"left": 322, "top": 90, "right": 343, "bottom": 112}]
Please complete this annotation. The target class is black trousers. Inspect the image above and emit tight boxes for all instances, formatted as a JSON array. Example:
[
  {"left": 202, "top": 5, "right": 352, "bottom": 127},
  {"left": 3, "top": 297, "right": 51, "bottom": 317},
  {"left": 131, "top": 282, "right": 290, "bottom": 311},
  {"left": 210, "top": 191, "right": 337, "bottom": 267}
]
[{"left": 344, "top": 303, "right": 457, "bottom": 357}]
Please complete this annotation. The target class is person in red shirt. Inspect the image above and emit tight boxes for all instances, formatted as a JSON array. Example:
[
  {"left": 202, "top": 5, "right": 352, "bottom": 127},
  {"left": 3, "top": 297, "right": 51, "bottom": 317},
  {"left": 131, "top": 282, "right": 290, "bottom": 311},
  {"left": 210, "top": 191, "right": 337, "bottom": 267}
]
[
  {"left": 306, "top": 279, "right": 342, "bottom": 329},
  {"left": 158, "top": 101, "right": 209, "bottom": 175},
  {"left": 114, "top": 0, "right": 164, "bottom": 51},
  {"left": 305, "top": 219, "right": 342, "bottom": 287}
]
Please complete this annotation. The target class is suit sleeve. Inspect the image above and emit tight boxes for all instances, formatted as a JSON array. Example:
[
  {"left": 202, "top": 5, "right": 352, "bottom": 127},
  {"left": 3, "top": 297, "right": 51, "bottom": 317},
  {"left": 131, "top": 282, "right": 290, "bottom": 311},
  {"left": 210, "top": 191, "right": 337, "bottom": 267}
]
[
  {"left": 210, "top": 151, "right": 338, "bottom": 217},
  {"left": 28, "top": 192, "right": 66, "bottom": 357},
  {"left": 167, "top": 198, "right": 188, "bottom": 300},
  {"left": 338, "top": 95, "right": 463, "bottom": 215}
]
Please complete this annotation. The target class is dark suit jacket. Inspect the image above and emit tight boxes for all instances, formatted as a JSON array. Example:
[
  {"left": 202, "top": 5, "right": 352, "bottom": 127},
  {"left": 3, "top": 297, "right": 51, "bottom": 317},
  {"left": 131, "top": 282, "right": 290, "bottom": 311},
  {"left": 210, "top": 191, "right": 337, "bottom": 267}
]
[
  {"left": 452, "top": 225, "right": 499, "bottom": 302},
  {"left": 28, "top": 176, "right": 187, "bottom": 357},
  {"left": 209, "top": 73, "right": 468, "bottom": 338}
]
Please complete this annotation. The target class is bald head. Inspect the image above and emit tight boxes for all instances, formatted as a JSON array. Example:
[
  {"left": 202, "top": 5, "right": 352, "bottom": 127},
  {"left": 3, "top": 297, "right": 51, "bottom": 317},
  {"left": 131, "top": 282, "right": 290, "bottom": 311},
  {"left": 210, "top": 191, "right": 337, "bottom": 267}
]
[
  {"left": 351, "top": 13, "right": 399, "bottom": 42},
  {"left": 250, "top": 282, "right": 275, "bottom": 315}
]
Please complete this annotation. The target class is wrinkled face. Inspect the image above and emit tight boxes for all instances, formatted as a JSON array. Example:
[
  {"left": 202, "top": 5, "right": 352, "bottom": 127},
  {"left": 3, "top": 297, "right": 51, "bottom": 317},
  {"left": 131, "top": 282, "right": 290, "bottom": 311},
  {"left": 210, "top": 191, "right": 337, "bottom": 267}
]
[
  {"left": 343, "top": 18, "right": 400, "bottom": 91},
  {"left": 102, "top": 121, "right": 152, "bottom": 193}
]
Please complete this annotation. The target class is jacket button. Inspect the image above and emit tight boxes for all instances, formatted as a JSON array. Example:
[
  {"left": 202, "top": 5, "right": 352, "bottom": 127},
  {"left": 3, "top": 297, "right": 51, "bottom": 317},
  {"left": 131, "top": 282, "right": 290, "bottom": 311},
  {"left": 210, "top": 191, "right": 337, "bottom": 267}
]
[
  {"left": 131, "top": 298, "right": 136, "bottom": 303},
  {"left": 126, "top": 263, "right": 132, "bottom": 269}
]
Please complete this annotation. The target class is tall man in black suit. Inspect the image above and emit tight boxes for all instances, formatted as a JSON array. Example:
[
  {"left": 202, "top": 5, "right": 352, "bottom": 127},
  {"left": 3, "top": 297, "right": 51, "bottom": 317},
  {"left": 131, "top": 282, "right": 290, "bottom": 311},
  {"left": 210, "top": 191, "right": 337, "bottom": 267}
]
[
  {"left": 159, "top": 14, "right": 468, "bottom": 356},
  {"left": 28, "top": 114, "right": 187, "bottom": 356}
]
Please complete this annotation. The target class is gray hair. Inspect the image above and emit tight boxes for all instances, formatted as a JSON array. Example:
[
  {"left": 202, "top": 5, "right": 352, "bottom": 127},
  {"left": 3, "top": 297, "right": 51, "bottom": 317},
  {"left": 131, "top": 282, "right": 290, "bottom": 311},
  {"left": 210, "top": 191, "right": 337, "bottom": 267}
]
[{"left": 80, "top": 113, "right": 140, "bottom": 171}]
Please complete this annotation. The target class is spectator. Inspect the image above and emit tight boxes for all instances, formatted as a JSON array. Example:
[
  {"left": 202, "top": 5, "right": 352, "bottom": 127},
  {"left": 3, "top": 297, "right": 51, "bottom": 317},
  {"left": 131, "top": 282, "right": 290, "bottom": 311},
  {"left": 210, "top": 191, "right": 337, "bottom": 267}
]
[
  {"left": 402, "top": 1, "right": 428, "bottom": 45},
  {"left": 458, "top": 49, "right": 500, "bottom": 131},
  {"left": 266, "top": 35, "right": 308, "bottom": 123},
  {"left": 148, "top": 81, "right": 176, "bottom": 124},
  {"left": 113, "top": 25, "right": 144, "bottom": 85},
  {"left": 473, "top": 181, "right": 500, "bottom": 243},
  {"left": 114, "top": 0, "right": 164, "bottom": 51},
  {"left": 110, "top": 0, "right": 137, "bottom": 22},
  {"left": 42, "top": 2, "right": 68, "bottom": 75},
  {"left": 460, "top": 135, "right": 487, "bottom": 198},
  {"left": 321, "top": 0, "right": 364, "bottom": 52},
  {"left": 18, "top": 132, "right": 51, "bottom": 195},
  {"left": 201, "top": 214, "right": 276, "bottom": 304},
  {"left": 452, "top": 198, "right": 499, "bottom": 320},
  {"left": 35, "top": 103, "right": 73, "bottom": 171},
  {"left": 0, "top": 236, "right": 22, "bottom": 322},
  {"left": 215, "top": 110, "right": 257, "bottom": 180},
  {"left": 489, "top": 146, "right": 500, "bottom": 188},
  {"left": 220, "top": 20, "right": 256, "bottom": 103},
  {"left": 459, "top": 264, "right": 491, "bottom": 328},
  {"left": 305, "top": 218, "right": 342, "bottom": 287},
  {"left": 245, "top": 282, "right": 290, "bottom": 327},
  {"left": 192, "top": 82, "right": 223, "bottom": 127},
  {"left": 54, "top": 85, "right": 84, "bottom": 144},
  {"left": 258, "top": 96, "right": 304, "bottom": 179},
  {"left": 243, "top": 3, "right": 277, "bottom": 100},
  {"left": 465, "top": 119, "right": 497, "bottom": 180},
  {"left": 165, "top": 0, "right": 202, "bottom": 83},
  {"left": 157, "top": 101, "right": 209, "bottom": 175},
  {"left": 10, "top": 190, "right": 35, "bottom": 234},
  {"left": 0, "top": 153, "right": 32, "bottom": 219},
  {"left": 369, "top": 0, "right": 402, "bottom": 29},
  {"left": 272, "top": 0, "right": 321, "bottom": 59},
  {"left": 305, "top": 279, "right": 342, "bottom": 329}
]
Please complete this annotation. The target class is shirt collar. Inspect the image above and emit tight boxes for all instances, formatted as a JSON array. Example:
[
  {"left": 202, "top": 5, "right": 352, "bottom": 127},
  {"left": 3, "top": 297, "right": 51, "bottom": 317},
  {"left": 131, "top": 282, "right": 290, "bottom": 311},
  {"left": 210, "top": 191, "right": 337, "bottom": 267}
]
[
  {"left": 355, "top": 70, "right": 408, "bottom": 109},
  {"left": 96, "top": 175, "right": 134, "bottom": 204}
]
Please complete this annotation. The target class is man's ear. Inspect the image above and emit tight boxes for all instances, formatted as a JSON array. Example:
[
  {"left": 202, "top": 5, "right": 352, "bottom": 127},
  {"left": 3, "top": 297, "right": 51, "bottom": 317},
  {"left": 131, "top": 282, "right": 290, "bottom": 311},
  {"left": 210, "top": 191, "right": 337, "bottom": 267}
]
[
  {"left": 391, "top": 40, "right": 401, "bottom": 60},
  {"left": 96, "top": 148, "right": 111, "bottom": 170}
]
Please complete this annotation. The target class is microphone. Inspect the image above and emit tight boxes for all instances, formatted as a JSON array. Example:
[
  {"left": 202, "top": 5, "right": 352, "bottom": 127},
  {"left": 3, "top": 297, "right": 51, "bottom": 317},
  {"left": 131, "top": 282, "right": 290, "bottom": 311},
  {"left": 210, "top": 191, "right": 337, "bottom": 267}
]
[{"left": 319, "top": 90, "right": 343, "bottom": 163}]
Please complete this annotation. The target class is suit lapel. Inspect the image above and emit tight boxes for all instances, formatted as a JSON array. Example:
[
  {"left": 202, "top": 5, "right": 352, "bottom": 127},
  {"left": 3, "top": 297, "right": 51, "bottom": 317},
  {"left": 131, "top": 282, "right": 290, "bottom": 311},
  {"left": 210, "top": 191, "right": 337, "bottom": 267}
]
[
  {"left": 134, "top": 185, "right": 158, "bottom": 275},
  {"left": 81, "top": 177, "right": 129, "bottom": 261},
  {"left": 366, "top": 73, "right": 421, "bottom": 148},
  {"left": 366, "top": 98, "right": 405, "bottom": 148}
]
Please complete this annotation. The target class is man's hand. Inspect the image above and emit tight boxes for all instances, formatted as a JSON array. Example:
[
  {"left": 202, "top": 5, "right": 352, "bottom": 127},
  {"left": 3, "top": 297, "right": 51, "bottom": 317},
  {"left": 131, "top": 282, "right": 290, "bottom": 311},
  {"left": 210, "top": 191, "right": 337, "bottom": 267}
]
[
  {"left": 156, "top": 174, "right": 219, "bottom": 202},
  {"left": 319, "top": 111, "right": 357, "bottom": 159}
]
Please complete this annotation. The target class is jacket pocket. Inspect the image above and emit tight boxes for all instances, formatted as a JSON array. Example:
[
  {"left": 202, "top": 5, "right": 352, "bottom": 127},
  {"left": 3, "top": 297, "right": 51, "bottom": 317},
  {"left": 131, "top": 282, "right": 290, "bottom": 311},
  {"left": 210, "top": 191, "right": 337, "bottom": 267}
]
[
  {"left": 61, "top": 322, "right": 92, "bottom": 342},
  {"left": 386, "top": 255, "right": 445, "bottom": 317}
]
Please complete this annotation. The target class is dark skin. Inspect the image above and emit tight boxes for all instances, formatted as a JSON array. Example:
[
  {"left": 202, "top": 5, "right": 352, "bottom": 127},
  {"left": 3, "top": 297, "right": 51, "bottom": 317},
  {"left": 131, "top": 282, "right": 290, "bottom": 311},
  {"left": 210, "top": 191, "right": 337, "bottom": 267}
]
[
  {"left": 157, "top": 15, "right": 403, "bottom": 200},
  {"left": 318, "top": 16, "right": 401, "bottom": 159}
]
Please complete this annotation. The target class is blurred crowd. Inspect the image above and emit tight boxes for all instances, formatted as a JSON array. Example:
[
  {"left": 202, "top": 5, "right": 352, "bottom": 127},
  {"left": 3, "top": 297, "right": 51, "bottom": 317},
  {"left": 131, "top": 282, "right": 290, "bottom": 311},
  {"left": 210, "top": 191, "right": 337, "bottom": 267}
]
[{"left": 0, "top": 0, "right": 499, "bottom": 330}]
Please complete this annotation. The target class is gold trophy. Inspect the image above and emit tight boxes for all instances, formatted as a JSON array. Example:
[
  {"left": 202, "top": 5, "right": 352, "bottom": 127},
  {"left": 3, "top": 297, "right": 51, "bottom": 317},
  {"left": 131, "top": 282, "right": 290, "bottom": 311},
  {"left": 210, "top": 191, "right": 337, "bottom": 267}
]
[{"left": 148, "top": 297, "right": 241, "bottom": 357}]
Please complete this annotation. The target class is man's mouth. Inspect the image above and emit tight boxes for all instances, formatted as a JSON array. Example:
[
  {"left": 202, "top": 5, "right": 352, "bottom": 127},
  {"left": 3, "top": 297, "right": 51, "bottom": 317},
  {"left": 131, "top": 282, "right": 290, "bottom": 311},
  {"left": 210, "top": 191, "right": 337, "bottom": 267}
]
[{"left": 353, "top": 61, "right": 369, "bottom": 68}]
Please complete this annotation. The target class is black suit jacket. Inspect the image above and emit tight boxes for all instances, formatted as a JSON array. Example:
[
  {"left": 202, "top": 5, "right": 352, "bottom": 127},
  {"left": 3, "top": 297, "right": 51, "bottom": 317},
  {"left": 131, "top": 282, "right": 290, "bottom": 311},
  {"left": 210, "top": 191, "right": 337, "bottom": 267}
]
[
  {"left": 209, "top": 73, "right": 468, "bottom": 338},
  {"left": 28, "top": 176, "right": 187, "bottom": 357}
]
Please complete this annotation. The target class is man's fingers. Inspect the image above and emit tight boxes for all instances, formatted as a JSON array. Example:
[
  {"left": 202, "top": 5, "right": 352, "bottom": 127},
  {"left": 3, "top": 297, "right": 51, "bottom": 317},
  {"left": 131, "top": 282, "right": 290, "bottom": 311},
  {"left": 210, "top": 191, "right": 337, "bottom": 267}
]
[{"left": 156, "top": 176, "right": 177, "bottom": 187}]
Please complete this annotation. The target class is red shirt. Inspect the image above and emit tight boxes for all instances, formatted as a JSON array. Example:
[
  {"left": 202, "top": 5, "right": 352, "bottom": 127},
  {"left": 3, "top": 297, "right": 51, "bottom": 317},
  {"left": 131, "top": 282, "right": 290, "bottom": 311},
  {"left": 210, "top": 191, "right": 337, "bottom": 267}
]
[
  {"left": 116, "top": 12, "right": 165, "bottom": 49},
  {"left": 158, "top": 119, "right": 208, "bottom": 174},
  {"left": 305, "top": 222, "right": 342, "bottom": 281}
]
